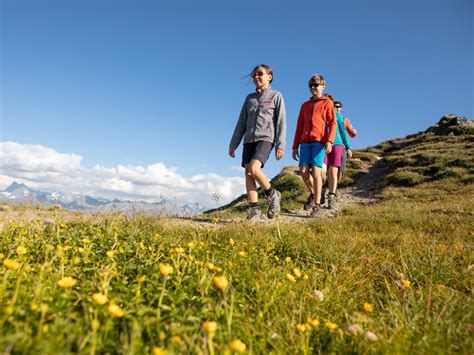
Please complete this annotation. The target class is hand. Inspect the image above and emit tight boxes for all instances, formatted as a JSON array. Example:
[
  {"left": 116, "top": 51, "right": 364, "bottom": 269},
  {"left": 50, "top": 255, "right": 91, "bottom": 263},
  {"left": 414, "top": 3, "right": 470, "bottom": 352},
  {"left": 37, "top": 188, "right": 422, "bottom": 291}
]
[
  {"left": 353, "top": 129, "right": 357, "bottom": 136},
  {"left": 347, "top": 149, "right": 353, "bottom": 159},
  {"left": 228, "top": 147, "right": 235, "bottom": 158},
  {"left": 292, "top": 148, "right": 299, "bottom": 161},
  {"left": 325, "top": 142, "right": 333, "bottom": 154},
  {"left": 275, "top": 149, "right": 284, "bottom": 160}
]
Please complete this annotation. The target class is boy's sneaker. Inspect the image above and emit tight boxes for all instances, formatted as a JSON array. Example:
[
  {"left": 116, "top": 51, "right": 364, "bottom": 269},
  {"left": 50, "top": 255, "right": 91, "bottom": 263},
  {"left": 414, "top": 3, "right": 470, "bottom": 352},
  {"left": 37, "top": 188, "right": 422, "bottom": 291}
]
[
  {"left": 320, "top": 186, "right": 327, "bottom": 206},
  {"left": 266, "top": 189, "right": 281, "bottom": 219},
  {"left": 247, "top": 205, "right": 261, "bottom": 221},
  {"left": 328, "top": 194, "right": 336, "bottom": 210},
  {"left": 310, "top": 204, "right": 323, "bottom": 217},
  {"left": 303, "top": 194, "right": 314, "bottom": 211}
]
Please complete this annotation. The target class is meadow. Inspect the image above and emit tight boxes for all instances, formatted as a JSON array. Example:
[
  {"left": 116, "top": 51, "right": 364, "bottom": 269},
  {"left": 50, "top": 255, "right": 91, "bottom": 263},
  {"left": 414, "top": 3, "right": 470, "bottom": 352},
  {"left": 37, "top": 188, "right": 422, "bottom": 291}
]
[
  {"left": 1, "top": 176, "right": 472, "bottom": 354},
  {"left": 1, "top": 116, "right": 473, "bottom": 353}
]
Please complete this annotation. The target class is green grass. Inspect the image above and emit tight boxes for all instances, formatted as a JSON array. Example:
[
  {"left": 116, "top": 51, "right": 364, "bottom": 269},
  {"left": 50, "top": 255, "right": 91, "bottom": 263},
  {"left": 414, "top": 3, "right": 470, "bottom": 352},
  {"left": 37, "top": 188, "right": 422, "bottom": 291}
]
[
  {"left": 1, "top": 116, "right": 473, "bottom": 353},
  {"left": 1, "top": 179, "right": 472, "bottom": 353}
]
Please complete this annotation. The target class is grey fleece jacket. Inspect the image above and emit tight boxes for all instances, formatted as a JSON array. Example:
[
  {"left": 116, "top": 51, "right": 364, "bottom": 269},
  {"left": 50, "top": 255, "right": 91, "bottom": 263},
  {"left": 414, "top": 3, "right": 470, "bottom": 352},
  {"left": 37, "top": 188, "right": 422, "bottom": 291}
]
[{"left": 229, "top": 87, "right": 286, "bottom": 151}]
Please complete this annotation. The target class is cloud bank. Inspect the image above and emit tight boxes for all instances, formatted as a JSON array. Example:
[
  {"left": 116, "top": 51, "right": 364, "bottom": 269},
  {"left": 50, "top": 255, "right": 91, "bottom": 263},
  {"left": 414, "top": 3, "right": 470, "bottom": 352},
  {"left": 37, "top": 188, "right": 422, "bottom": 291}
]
[{"left": 0, "top": 142, "right": 245, "bottom": 208}]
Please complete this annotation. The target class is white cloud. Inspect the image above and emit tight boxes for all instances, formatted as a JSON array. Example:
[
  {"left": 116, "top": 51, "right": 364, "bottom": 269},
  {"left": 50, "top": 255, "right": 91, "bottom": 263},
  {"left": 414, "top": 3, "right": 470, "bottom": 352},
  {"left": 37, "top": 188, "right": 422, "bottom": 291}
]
[
  {"left": 0, "top": 142, "right": 245, "bottom": 207},
  {"left": 230, "top": 165, "right": 245, "bottom": 172}
]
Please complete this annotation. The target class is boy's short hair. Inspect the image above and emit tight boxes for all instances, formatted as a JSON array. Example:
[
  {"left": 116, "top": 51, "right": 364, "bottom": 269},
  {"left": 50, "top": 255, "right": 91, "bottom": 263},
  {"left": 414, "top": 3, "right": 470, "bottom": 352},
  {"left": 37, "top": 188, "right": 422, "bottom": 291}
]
[{"left": 309, "top": 73, "right": 326, "bottom": 86}]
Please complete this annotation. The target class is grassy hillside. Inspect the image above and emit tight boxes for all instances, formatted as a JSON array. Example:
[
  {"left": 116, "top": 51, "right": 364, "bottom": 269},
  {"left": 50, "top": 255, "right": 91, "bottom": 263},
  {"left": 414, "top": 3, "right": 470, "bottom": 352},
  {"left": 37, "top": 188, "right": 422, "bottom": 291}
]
[
  {"left": 0, "top": 115, "right": 472, "bottom": 353},
  {"left": 205, "top": 114, "right": 473, "bottom": 217}
]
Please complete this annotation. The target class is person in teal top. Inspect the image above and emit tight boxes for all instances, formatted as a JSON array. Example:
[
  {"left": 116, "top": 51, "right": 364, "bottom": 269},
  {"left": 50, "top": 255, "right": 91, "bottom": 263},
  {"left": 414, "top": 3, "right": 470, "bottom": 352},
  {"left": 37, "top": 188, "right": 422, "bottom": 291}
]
[
  {"left": 334, "top": 110, "right": 352, "bottom": 149},
  {"left": 321, "top": 96, "right": 352, "bottom": 209}
]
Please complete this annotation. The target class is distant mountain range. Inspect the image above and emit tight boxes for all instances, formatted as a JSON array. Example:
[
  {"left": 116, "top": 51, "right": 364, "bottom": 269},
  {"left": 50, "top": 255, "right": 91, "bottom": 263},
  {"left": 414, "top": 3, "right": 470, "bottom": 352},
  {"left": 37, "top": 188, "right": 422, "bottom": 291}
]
[{"left": 0, "top": 182, "right": 206, "bottom": 216}]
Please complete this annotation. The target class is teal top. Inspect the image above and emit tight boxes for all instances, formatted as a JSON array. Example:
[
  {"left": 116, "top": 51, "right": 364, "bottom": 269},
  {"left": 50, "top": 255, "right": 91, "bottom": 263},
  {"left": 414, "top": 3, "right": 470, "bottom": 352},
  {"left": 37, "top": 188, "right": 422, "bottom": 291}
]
[{"left": 333, "top": 111, "right": 351, "bottom": 149}]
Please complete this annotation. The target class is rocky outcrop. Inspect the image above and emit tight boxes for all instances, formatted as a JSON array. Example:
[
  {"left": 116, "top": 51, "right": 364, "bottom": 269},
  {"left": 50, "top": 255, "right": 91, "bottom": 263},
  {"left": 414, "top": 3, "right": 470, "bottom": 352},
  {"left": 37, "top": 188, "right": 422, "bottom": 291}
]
[{"left": 426, "top": 114, "right": 473, "bottom": 136}]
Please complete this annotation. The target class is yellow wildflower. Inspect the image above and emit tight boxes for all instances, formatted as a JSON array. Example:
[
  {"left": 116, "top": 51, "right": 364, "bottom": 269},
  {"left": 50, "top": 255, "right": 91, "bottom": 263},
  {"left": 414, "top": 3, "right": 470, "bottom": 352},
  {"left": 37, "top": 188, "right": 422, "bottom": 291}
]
[
  {"left": 202, "top": 321, "right": 218, "bottom": 336},
  {"left": 31, "top": 303, "right": 38, "bottom": 311},
  {"left": 213, "top": 275, "right": 229, "bottom": 291},
  {"left": 307, "top": 317, "right": 320, "bottom": 327},
  {"left": 396, "top": 278, "right": 412, "bottom": 291},
  {"left": 3, "top": 259, "right": 20, "bottom": 271},
  {"left": 187, "top": 241, "right": 195, "bottom": 248},
  {"left": 92, "top": 293, "right": 109, "bottom": 305},
  {"left": 170, "top": 247, "right": 184, "bottom": 254},
  {"left": 238, "top": 251, "right": 246, "bottom": 257},
  {"left": 159, "top": 331, "right": 166, "bottom": 341},
  {"left": 137, "top": 275, "right": 147, "bottom": 283},
  {"left": 91, "top": 319, "right": 100, "bottom": 331},
  {"left": 325, "top": 321, "right": 338, "bottom": 330},
  {"left": 106, "top": 250, "right": 115, "bottom": 258},
  {"left": 303, "top": 274, "right": 309, "bottom": 280},
  {"left": 72, "top": 257, "right": 81, "bottom": 265},
  {"left": 152, "top": 347, "right": 166, "bottom": 355},
  {"left": 57, "top": 276, "right": 77, "bottom": 288},
  {"left": 286, "top": 273, "right": 297, "bottom": 283},
  {"left": 82, "top": 238, "right": 91, "bottom": 244},
  {"left": 363, "top": 302, "right": 374, "bottom": 313},
  {"left": 108, "top": 303, "right": 125, "bottom": 318},
  {"left": 285, "top": 256, "right": 292, "bottom": 263},
  {"left": 293, "top": 268, "right": 302, "bottom": 278},
  {"left": 229, "top": 339, "right": 246, "bottom": 353},
  {"left": 159, "top": 263, "right": 173, "bottom": 277},
  {"left": 171, "top": 335, "right": 183, "bottom": 345},
  {"left": 5, "top": 305, "right": 14, "bottom": 315},
  {"left": 296, "top": 323, "right": 307, "bottom": 332},
  {"left": 229, "top": 238, "right": 235, "bottom": 246},
  {"left": 16, "top": 246, "right": 27, "bottom": 255},
  {"left": 206, "top": 262, "right": 217, "bottom": 271}
]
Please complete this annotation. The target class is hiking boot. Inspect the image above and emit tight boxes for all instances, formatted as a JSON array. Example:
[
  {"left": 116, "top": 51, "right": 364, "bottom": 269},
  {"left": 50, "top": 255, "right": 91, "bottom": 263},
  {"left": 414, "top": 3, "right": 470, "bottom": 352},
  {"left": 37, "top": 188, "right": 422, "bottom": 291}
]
[
  {"left": 310, "top": 204, "right": 323, "bottom": 217},
  {"left": 266, "top": 189, "right": 281, "bottom": 219},
  {"left": 303, "top": 194, "right": 314, "bottom": 211},
  {"left": 328, "top": 193, "right": 336, "bottom": 210},
  {"left": 247, "top": 205, "right": 261, "bottom": 221},
  {"left": 320, "top": 186, "right": 327, "bottom": 206}
]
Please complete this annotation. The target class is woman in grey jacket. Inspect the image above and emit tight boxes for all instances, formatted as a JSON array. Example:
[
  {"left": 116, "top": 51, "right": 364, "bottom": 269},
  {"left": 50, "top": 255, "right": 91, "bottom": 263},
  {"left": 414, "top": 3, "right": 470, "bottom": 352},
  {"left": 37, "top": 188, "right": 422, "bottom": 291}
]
[{"left": 229, "top": 64, "right": 286, "bottom": 221}]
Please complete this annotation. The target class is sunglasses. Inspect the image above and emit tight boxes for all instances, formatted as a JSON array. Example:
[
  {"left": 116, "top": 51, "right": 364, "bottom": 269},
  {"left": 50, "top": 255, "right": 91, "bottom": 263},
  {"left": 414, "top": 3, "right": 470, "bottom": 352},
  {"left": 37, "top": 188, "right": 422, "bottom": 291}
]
[
  {"left": 335, "top": 106, "right": 342, "bottom": 109},
  {"left": 308, "top": 82, "right": 323, "bottom": 88},
  {"left": 251, "top": 71, "right": 266, "bottom": 78}
]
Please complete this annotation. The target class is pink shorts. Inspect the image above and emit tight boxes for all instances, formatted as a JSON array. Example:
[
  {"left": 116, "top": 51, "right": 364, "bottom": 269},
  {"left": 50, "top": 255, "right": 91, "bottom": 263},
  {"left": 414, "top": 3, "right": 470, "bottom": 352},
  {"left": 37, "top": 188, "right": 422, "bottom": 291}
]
[{"left": 323, "top": 144, "right": 344, "bottom": 168}]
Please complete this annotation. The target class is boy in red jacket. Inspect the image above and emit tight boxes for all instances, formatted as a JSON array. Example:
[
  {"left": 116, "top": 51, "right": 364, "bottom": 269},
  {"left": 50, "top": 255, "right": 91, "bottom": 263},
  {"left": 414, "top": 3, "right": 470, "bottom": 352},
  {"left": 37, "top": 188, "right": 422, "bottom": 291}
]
[{"left": 292, "top": 74, "right": 337, "bottom": 217}]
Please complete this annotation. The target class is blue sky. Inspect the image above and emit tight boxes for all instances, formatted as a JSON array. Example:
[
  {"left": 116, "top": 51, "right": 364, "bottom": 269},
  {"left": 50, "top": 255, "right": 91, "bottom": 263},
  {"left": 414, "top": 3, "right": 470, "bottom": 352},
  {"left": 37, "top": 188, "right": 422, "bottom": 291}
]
[{"left": 1, "top": 0, "right": 473, "bottom": 205}]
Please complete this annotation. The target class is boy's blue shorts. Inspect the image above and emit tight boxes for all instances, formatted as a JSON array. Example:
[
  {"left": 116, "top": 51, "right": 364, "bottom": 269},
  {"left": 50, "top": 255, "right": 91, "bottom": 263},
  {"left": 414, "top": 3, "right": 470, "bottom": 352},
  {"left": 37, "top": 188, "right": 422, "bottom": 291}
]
[{"left": 299, "top": 142, "right": 326, "bottom": 168}]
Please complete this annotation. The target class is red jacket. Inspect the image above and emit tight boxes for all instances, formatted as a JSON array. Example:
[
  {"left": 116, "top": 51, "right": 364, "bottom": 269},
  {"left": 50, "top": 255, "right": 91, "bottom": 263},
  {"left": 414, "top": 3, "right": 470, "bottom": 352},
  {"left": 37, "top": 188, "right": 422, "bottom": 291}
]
[
  {"left": 292, "top": 95, "right": 337, "bottom": 149},
  {"left": 344, "top": 117, "right": 357, "bottom": 138}
]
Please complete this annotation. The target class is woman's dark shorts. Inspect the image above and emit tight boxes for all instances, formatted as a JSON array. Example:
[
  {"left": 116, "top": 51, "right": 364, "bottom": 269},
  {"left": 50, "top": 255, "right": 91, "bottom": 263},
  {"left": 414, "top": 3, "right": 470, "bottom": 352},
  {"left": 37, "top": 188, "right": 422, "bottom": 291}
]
[{"left": 241, "top": 141, "right": 273, "bottom": 168}]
